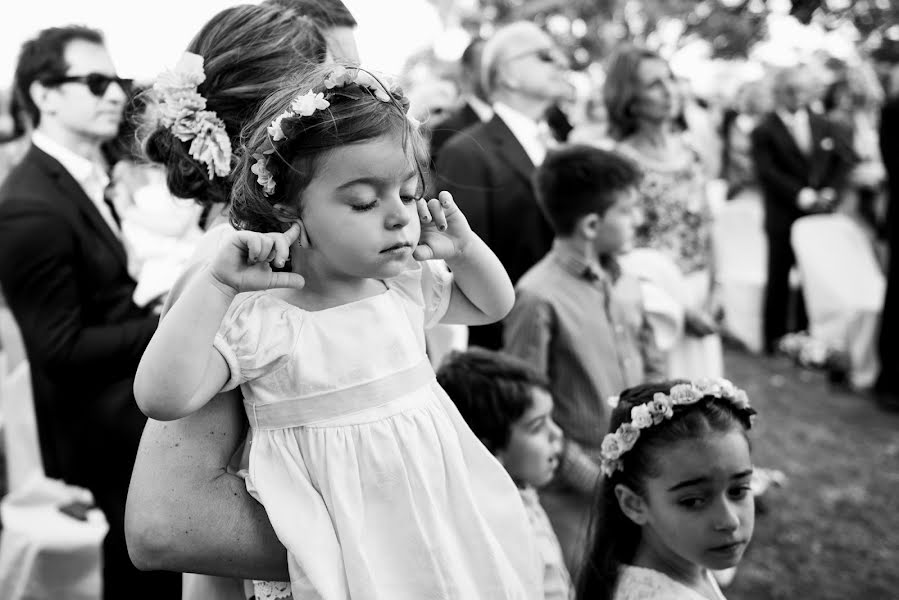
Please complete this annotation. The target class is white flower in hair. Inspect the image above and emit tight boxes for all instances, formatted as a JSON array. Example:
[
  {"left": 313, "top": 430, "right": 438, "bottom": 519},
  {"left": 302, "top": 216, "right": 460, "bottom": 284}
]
[
  {"left": 323, "top": 65, "right": 353, "bottom": 89},
  {"left": 354, "top": 70, "right": 392, "bottom": 102},
  {"left": 251, "top": 154, "right": 276, "bottom": 196},
  {"left": 268, "top": 113, "right": 288, "bottom": 142},
  {"left": 155, "top": 52, "right": 205, "bottom": 93},
  {"left": 154, "top": 52, "right": 232, "bottom": 180},
  {"left": 630, "top": 404, "right": 653, "bottom": 429},
  {"left": 599, "top": 378, "right": 754, "bottom": 478},
  {"left": 290, "top": 91, "right": 330, "bottom": 117}
]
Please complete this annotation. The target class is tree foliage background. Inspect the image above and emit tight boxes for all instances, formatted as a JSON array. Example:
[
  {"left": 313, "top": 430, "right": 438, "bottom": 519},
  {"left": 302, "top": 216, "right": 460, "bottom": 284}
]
[{"left": 443, "top": 0, "right": 899, "bottom": 64}]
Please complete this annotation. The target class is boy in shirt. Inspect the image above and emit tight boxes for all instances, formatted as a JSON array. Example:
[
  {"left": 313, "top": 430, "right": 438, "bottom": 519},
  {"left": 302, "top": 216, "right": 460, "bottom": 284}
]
[
  {"left": 503, "top": 144, "right": 666, "bottom": 575},
  {"left": 437, "top": 348, "right": 572, "bottom": 600}
]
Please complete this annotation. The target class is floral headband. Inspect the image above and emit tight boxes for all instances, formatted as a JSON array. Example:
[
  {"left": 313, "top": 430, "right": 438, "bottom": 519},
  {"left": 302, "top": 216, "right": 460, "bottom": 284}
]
[
  {"left": 599, "top": 378, "right": 754, "bottom": 477},
  {"left": 251, "top": 65, "right": 414, "bottom": 197},
  {"left": 154, "top": 52, "right": 231, "bottom": 180}
]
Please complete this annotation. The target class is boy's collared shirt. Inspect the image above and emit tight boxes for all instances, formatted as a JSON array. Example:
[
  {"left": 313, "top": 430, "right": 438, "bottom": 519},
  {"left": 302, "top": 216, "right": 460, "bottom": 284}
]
[
  {"left": 519, "top": 486, "right": 573, "bottom": 600},
  {"left": 504, "top": 240, "right": 664, "bottom": 493}
]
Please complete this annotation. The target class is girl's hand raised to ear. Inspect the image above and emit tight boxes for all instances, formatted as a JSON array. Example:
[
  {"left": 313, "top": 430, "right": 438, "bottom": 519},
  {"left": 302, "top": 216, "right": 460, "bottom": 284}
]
[
  {"left": 209, "top": 222, "right": 306, "bottom": 294},
  {"left": 413, "top": 191, "right": 474, "bottom": 261}
]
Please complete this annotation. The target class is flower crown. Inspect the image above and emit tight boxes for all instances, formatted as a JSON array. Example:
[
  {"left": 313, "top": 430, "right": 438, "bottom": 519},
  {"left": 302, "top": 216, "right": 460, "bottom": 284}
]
[
  {"left": 154, "top": 52, "right": 231, "bottom": 180},
  {"left": 599, "top": 378, "right": 754, "bottom": 477},
  {"left": 251, "top": 65, "right": 414, "bottom": 197}
]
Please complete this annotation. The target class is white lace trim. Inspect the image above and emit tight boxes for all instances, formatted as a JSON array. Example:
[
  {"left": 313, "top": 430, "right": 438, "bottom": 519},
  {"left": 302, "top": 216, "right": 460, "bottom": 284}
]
[{"left": 253, "top": 580, "right": 292, "bottom": 600}]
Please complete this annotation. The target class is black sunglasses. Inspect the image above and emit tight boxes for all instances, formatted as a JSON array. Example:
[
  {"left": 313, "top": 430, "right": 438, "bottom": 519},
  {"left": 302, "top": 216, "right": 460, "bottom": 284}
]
[
  {"left": 42, "top": 73, "right": 133, "bottom": 97},
  {"left": 506, "top": 47, "right": 561, "bottom": 65}
]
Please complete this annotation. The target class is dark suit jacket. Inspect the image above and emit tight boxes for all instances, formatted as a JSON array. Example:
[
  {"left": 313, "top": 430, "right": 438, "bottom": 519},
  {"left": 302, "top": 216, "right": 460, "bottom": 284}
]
[
  {"left": 435, "top": 115, "right": 554, "bottom": 349},
  {"left": 878, "top": 97, "right": 899, "bottom": 392},
  {"left": 750, "top": 110, "right": 857, "bottom": 233},
  {"left": 429, "top": 102, "right": 480, "bottom": 165},
  {"left": 0, "top": 144, "right": 157, "bottom": 484}
]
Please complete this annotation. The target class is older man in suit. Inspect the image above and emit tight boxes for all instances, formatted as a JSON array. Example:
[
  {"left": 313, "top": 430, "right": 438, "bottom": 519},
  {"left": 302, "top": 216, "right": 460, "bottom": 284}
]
[
  {"left": 436, "top": 22, "right": 568, "bottom": 350},
  {"left": 428, "top": 37, "right": 493, "bottom": 163},
  {"left": 751, "top": 66, "right": 856, "bottom": 354},
  {"left": 0, "top": 26, "right": 177, "bottom": 598}
]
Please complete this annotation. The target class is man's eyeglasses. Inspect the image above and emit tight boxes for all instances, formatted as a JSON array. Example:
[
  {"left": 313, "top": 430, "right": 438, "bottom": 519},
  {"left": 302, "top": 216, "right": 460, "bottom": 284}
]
[{"left": 42, "top": 73, "right": 133, "bottom": 97}]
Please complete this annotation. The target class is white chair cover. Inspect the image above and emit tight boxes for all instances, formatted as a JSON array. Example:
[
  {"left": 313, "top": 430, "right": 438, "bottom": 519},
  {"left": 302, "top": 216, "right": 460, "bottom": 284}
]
[
  {"left": 711, "top": 191, "right": 767, "bottom": 354},
  {"left": 0, "top": 306, "right": 108, "bottom": 600},
  {"left": 0, "top": 477, "right": 107, "bottom": 600},
  {"left": 791, "top": 213, "right": 885, "bottom": 388}
]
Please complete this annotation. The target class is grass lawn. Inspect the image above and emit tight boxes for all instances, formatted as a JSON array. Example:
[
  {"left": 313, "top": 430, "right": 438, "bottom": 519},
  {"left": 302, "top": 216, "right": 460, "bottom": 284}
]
[{"left": 723, "top": 348, "right": 899, "bottom": 600}]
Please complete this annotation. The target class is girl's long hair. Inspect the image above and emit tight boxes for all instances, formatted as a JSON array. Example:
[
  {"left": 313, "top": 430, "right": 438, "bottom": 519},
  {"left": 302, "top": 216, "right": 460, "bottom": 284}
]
[{"left": 576, "top": 380, "right": 755, "bottom": 600}]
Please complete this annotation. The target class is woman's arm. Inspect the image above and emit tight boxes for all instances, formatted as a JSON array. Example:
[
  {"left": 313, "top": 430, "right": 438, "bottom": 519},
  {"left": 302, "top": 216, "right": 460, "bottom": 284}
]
[{"left": 125, "top": 389, "right": 290, "bottom": 580}]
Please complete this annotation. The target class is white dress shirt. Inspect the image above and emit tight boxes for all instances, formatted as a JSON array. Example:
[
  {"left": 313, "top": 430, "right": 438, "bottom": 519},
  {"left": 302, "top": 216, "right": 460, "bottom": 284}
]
[
  {"left": 493, "top": 102, "right": 546, "bottom": 167},
  {"left": 32, "top": 131, "right": 120, "bottom": 236},
  {"left": 466, "top": 95, "right": 494, "bottom": 123},
  {"left": 776, "top": 107, "right": 812, "bottom": 155}
]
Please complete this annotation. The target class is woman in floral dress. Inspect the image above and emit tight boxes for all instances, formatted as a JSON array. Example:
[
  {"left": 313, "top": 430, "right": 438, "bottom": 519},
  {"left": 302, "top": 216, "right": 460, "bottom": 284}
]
[{"left": 603, "top": 45, "right": 723, "bottom": 380}]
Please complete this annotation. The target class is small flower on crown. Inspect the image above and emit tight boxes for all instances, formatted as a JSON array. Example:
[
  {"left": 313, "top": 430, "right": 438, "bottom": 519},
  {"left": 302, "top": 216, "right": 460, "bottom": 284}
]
[
  {"left": 599, "top": 378, "right": 754, "bottom": 477},
  {"left": 251, "top": 66, "right": 413, "bottom": 197},
  {"left": 154, "top": 52, "right": 232, "bottom": 180}
]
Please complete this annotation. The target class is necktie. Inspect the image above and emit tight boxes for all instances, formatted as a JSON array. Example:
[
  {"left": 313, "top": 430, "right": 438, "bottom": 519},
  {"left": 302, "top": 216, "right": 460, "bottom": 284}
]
[{"left": 103, "top": 179, "right": 122, "bottom": 229}]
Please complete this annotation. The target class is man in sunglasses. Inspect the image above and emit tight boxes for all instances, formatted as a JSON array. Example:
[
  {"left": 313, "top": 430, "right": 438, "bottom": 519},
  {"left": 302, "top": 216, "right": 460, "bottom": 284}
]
[
  {"left": 436, "top": 21, "right": 569, "bottom": 350},
  {"left": 0, "top": 25, "right": 178, "bottom": 599}
]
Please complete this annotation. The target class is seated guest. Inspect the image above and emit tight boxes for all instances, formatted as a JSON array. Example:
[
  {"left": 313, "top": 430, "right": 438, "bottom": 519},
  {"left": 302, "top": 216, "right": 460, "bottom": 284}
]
[
  {"left": 437, "top": 348, "right": 572, "bottom": 600},
  {"left": 504, "top": 144, "right": 666, "bottom": 576},
  {"left": 0, "top": 25, "right": 177, "bottom": 597}
]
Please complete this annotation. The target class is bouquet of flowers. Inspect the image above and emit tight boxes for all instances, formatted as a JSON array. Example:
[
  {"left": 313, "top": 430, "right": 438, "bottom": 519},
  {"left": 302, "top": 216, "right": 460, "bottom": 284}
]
[{"left": 777, "top": 331, "right": 850, "bottom": 384}]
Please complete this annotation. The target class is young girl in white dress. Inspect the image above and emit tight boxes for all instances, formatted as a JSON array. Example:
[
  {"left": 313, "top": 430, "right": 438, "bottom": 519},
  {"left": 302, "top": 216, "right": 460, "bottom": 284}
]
[
  {"left": 134, "top": 64, "right": 541, "bottom": 600},
  {"left": 576, "top": 379, "right": 756, "bottom": 600}
]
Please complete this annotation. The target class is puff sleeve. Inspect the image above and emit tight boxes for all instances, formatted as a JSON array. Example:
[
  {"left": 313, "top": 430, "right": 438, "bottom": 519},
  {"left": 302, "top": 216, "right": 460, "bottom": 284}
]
[{"left": 213, "top": 292, "right": 303, "bottom": 392}]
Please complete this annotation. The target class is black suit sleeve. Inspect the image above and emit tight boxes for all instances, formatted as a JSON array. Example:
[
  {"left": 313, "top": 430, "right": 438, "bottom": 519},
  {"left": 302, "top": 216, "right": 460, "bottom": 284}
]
[
  {"left": 0, "top": 202, "right": 157, "bottom": 378},
  {"left": 881, "top": 101, "right": 899, "bottom": 185},
  {"left": 750, "top": 122, "right": 805, "bottom": 208},
  {"left": 435, "top": 137, "right": 492, "bottom": 246}
]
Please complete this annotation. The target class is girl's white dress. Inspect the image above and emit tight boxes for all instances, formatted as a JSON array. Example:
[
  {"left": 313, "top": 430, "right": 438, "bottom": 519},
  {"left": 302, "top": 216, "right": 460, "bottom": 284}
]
[
  {"left": 213, "top": 260, "right": 542, "bottom": 600},
  {"left": 614, "top": 566, "right": 726, "bottom": 600}
]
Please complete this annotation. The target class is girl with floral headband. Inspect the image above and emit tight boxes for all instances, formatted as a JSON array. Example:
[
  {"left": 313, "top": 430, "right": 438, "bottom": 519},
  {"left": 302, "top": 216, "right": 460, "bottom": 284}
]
[
  {"left": 134, "top": 62, "right": 541, "bottom": 600},
  {"left": 577, "top": 379, "right": 757, "bottom": 600}
]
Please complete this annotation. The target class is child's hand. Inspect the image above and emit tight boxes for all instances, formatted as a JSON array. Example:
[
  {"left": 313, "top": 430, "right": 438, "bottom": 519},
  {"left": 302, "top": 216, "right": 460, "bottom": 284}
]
[
  {"left": 413, "top": 191, "right": 474, "bottom": 261},
  {"left": 209, "top": 223, "right": 305, "bottom": 294}
]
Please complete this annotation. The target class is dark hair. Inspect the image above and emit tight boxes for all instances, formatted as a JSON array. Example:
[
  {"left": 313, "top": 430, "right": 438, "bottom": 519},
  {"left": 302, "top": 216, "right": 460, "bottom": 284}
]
[
  {"left": 603, "top": 45, "right": 669, "bottom": 141},
  {"left": 436, "top": 348, "right": 550, "bottom": 453},
  {"left": 14, "top": 25, "right": 105, "bottom": 126},
  {"left": 533, "top": 144, "right": 641, "bottom": 236},
  {"left": 142, "top": 4, "right": 327, "bottom": 217},
  {"left": 461, "top": 38, "right": 485, "bottom": 72},
  {"left": 263, "top": 0, "right": 357, "bottom": 28},
  {"left": 576, "top": 380, "right": 756, "bottom": 600},
  {"left": 231, "top": 64, "right": 430, "bottom": 233},
  {"left": 823, "top": 78, "right": 852, "bottom": 113}
]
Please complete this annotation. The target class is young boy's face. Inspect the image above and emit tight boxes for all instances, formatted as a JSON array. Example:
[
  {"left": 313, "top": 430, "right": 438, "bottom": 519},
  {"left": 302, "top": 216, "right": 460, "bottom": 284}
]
[
  {"left": 594, "top": 186, "right": 641, "bottom": 255},
  {"left": 495, "top": 387, "right": 564, "bottom": 488}
]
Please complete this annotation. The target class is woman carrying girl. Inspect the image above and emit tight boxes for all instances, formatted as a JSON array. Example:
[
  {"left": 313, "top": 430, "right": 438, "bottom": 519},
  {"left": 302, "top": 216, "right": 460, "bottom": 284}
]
[
  {"left": 124, "top": 6, "right": 328, "bottom": 598},
  {"left": 577, "top": 379, "right": 756, "bottom": 600},
  {"left": 134, "top": 63, "right": 541, "bottom": 599}
]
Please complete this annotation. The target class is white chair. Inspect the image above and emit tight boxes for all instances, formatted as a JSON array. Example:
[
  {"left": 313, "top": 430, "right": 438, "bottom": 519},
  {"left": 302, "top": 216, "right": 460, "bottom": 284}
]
[
  {"left": 0, "top": 304, "right": 108, "bottom": 600},
  {"left": 711, "top": 191, "right": 767, "bottom": 354},
  {"left": 791, "top": 214, "right": 885, "bottom": 389}
]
